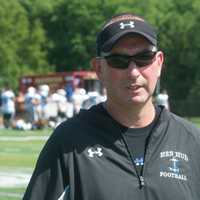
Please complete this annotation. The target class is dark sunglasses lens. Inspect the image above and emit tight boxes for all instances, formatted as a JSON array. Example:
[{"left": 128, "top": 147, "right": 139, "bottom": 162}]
[
  {"left": 134, "top": 51, "right": 156, "bottom": 60},
  {"left": 106, "top": 56, "right": 129, "bottom": 69},
  {"left": 134, "top": 60, "right": 154, "bottom": 67},
  {"left": 134, "top": 52, "right": 156, "bottom": 67},
  {"left": 104, "top": 51, "right": 157, "bottom": 69}
]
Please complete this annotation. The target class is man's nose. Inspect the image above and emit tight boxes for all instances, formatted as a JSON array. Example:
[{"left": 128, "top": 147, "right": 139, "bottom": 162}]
[{"left": 128, "top": 61, "right": 140, "bottom": 77}]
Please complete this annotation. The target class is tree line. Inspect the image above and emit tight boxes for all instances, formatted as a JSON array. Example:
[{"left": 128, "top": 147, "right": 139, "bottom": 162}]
[{"left": 1, "top": 0, "right": 200, "bottom": 103}]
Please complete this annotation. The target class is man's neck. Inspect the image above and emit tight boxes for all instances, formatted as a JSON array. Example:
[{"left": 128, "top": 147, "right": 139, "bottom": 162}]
[{"left": 104, "top": 100, "right": 156, "bottom": 128}]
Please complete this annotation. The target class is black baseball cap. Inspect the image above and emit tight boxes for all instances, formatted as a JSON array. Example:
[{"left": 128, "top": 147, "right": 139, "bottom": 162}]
[{"left": 96, "top": 14, "right": 157, "bottom": 55}]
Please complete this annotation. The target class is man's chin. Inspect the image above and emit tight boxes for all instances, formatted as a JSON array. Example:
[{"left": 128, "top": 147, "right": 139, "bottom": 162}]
[{"left": 129, "top": 96, "right": 148, "bottom": 105}]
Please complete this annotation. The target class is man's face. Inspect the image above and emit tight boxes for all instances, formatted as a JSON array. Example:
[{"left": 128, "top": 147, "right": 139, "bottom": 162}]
[{"left": 94, "top": 34, "right": 164, "bottom": 107}]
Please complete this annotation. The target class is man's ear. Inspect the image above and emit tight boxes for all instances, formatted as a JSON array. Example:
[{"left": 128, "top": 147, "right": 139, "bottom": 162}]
[
  {"left": 156, "top": 51, "right": 164, "bottom": 78},
  {"left": 90, "top": 57, "right": 102, "bottom": 80}
]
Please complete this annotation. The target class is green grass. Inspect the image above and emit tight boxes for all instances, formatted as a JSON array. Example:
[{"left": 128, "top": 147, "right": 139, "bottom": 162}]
[
  {"left": 187, "top": 117, "right": 200, "bottom": 127},
  {"left": 0, "top": 128, "right": 51, "bottom": 136},
  {"left": 0, "top": 128, "right": 53, "bottom": 200},
  {"left": 0, "top": 188, "right": 24, "bottom": 200},
  {"left": 0, "top": 140, "right": 44, "bottom": 168}
]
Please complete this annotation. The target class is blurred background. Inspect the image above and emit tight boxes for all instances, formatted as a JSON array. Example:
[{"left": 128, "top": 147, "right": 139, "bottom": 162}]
[{"left": 1, "top": 0, "right": 200, "bottom": 199}]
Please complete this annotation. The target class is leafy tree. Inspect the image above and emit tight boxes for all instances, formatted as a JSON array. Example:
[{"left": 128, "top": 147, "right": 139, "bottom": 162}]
[
  {"left": 40, "top": 0, "right": 106, "bottom": 71},
  {"left": 0, "top": 0, "right": 52, "bottom": 90},
  {"left": 138, "top": 0, "right": 200, "bottom": 102}
]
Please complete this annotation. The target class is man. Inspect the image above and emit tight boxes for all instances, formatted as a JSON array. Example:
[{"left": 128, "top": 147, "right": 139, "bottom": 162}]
[
  {"left": 155, "top": 89, "right": 170, "bottom": 110},
  {"left": 23, "top": 13, "right": 200, "bottom": 200},
  {"left": 1, "top": 86, "right": 15, "bottom": 128}
]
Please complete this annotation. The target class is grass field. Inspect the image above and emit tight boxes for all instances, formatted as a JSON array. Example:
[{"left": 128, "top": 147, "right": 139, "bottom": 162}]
[
  {"left": 0, "top": 118, "right": 200, "bottom": 200},
  {"left": 0, "top": 128, "right": 52, "bottom": 200},
  {"left": 187, "top": 117, "right": 200, "bottom": 127}
]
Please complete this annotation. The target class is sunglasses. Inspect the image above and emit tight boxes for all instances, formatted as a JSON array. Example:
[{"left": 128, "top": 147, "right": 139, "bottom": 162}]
[{"left": 100, "top": 47, "right": 157, "bottom": 69}]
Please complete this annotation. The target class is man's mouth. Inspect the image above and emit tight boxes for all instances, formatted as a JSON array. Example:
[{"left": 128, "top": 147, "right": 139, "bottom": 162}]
[{"left": 127, "top": 84, "right": 142, "bottom": 90}]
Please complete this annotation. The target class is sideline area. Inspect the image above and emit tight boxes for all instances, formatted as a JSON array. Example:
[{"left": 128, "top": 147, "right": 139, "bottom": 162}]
[
  {"left": 0, "top": 130, "right": 49, "bottom": 200},
  {"left": 0, "top": 169, "right": 32, "bottom": 199},
  {"left": 0, "top": 135, "right": 49, "bottom": 141},
  {"left": 0, "top": 171, "right": 31, "bottom": 188}
]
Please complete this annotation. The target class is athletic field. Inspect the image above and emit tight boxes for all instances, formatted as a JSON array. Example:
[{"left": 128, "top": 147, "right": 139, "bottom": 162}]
[
  {"left": 0, "top": 118, "right": 200, "bottom": 200},
  {"left": 0, "top": 128, "right": 51, "bottom": 200}
]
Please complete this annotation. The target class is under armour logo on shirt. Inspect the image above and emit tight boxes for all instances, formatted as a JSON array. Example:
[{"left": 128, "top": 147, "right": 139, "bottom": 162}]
[
  {"left": 88, "top": 147, "right": 103, "bottom": 157},
  {"left": 119, "top": 21, "right": 135, "bottom": 29}
]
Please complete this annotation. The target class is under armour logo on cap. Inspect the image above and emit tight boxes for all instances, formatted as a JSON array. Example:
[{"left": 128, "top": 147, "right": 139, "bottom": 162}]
[
  {"left": 119, "top": 21, "right": 135, "bottom": 29},
  {"left": 88, "top": 147, "right": 103, "bottom": 158},
  {"left": 96, "top": 13, "right": 157, "bottom": 55}
]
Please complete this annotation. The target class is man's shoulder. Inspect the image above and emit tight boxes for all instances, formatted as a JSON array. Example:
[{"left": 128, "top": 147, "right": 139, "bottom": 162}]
[
  {"left": 53, "top": 115, "right": 88, "bottom": 137},
  {"left": 52, "top": 104, "right": 103, "bottom": 138},
  {"left": 167, "top": 111, "right": 200, "bottom": 139}
]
